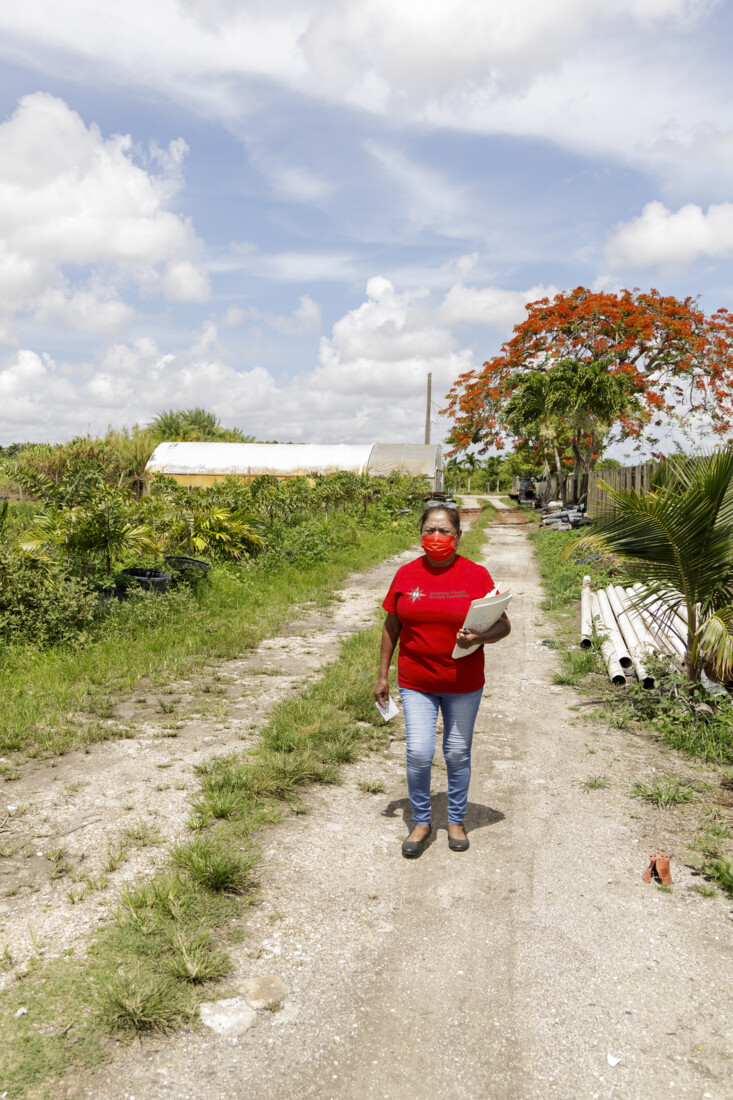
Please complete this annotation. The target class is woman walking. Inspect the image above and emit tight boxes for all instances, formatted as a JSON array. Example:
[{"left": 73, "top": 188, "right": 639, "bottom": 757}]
[{"left": 375, "top": 505, "right": 510, "bottom": 857}]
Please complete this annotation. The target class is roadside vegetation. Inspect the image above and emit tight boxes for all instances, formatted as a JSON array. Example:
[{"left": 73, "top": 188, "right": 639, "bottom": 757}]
[
  {"left": 527, "top": 478, "right": 733, "bottom": 902},
  {"left": 0, "top": 438, "right": 431, "bottom": 760},
  {"left": 0, "top": 500, "right": 496, "bottom": 1095}
]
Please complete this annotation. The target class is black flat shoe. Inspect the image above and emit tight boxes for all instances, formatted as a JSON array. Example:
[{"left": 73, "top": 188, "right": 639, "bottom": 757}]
[
  {"left": 448, "top": 832, "right": 469, "bottom": 852},
  {"left": 402, "top": 825, "right": 431, "bottom": 858}
]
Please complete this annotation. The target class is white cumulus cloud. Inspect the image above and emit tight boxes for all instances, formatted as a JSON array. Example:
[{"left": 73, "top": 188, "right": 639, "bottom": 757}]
[
  {"left": 0, "top": 276, "right": 487, "bottom": 443},
  {"left": 606, "top": 200, "right": 733, "bottom": 269},
  {"left": 0, "top": 92, "right": 208, "bottom": 341},
  {"left": 32, "top": 282, "right": 134, "bottom": 334},
  {"left": 308, "top": 278, "right": 474, "bottom": 441},
  {"left": 437, "top": 282, "right": 559, "bottom": 329}
]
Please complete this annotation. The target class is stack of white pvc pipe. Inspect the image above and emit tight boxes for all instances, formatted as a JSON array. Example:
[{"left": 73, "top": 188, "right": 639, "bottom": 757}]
[{"left": 581, "top": 582, "right": 690, "bottom": 688}]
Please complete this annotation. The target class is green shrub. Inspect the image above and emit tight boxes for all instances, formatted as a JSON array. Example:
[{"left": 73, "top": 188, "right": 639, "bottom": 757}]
[
  {"left": 0, "top": 547, "right": 98, "bottom": 647},
  {"left": 622, "top": 656, "right": 733, "bottom": 765},
  {"left": 0, "top": 460, "right": 425, "bottom": 657}
]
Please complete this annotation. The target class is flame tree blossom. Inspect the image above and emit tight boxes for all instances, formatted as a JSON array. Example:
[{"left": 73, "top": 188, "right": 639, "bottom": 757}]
[{"left": 444, "top": 287, "right": 733, "bottom": 470}]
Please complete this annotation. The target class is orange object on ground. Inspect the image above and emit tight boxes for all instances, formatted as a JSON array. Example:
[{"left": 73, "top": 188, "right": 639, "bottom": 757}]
[{"left": 642, "top": 852, "right": 673, "bottom": 885}]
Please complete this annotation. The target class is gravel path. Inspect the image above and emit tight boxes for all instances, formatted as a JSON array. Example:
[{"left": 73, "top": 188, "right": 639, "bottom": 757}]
[{"left": 45, "top": 523, "right": 733, "bottom": 1098}]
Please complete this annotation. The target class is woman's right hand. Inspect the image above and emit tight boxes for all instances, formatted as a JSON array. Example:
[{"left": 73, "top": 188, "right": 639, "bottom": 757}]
[{"left": 374, "top": 675, "right": 390, "bottom": 707}]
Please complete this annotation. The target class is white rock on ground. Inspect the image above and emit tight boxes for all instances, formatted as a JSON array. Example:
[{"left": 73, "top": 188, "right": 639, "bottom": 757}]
[{"left": 199, "top": 998, "right": 256, "bottom": 1037}]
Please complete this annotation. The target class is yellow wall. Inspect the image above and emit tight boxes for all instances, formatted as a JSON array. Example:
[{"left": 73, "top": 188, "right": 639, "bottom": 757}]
[{"left": 164, "top": 473, "right": 300, "bottom": 488}]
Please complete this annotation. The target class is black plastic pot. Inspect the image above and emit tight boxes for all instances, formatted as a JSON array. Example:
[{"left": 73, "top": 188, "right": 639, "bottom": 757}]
[
  {"left": 163, "top": 555, "right": 211, "bottom": 575},
  {"left": 119, "top": 567, "right": 172, "bottom": 593},
  {"left": 96, "top": 586, "right": 129, "bottom": 605}
]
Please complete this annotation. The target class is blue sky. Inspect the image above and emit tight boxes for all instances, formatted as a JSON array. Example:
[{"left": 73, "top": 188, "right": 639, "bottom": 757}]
[{"left": 1, "top": 0, "right": 733, "bottom": 455}]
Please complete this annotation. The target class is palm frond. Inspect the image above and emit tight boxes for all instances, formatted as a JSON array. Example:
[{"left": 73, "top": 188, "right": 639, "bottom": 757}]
[
  {"left": 592, "top": 449, "right": 733, "bottom": 604},
  {"left": 696, "top": 607, "right": 733, "bottom": 681}
]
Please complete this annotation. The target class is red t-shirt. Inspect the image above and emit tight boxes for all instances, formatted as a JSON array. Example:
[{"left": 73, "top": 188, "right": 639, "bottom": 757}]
[{"left": 382, "top": 555, "right": 494, "bottom": 694}]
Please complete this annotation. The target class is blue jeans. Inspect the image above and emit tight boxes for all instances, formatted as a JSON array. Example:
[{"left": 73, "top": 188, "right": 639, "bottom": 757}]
[{"left": 398, "top": 687, "right": 483, "bottom": 826}]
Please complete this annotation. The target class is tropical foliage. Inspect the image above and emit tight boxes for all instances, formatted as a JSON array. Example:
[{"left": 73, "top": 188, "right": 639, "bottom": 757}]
[
  {"left": 0, "top": 462, "right": 428, "bottom": 648},
  {"left": 502, "top": 359, "right": 639, "bottom": 493},
  {"left": 576, "top": 448, "right": 733, "bottom": 682},
  {"left": 444, "top": 286, "right": 733, "bottom": 476},
  {"left": 20, "top": 485, "right": 159, "bottom": 576},
  {"left": 148, "top": 408, "right": 255, "bottom": 443}
]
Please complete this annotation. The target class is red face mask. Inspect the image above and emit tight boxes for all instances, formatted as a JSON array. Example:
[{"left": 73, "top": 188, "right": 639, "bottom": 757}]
[{"left": 421, "top": 531, "right": 456, "bottom": 562}]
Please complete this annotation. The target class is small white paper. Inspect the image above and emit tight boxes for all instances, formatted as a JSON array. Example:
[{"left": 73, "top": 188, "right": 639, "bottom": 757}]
[
  {"left": 607, "top": 1054, "right": 622, "bottom": 1068},
  {"left": 375, "top": 695, "right": 399, "bottom": 722}
]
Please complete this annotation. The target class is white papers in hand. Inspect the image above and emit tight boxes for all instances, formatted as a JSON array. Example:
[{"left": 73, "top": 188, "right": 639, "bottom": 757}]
[
  {"left": 452, "top": 591, "right": 513, "bottom": 658},
  {"left": 375, "top": 695, "right": 400, "bottom": 722}
]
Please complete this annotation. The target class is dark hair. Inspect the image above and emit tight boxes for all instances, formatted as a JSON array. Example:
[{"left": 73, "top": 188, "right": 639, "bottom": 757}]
[{"left": 419, "top": 504, "right": 461, "bottom": 533}]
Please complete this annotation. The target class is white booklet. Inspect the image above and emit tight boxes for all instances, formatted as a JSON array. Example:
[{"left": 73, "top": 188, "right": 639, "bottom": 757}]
[
  {"left": 375, "top": 695, "right": 400, "bottom": 722},
  {"left": 452, "top": 590, "right": 513, "bottom": 658}
]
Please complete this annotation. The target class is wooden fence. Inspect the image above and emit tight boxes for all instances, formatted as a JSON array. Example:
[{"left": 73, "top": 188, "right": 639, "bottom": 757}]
[
  {"left": 517, "top": 459, "right": 661, "bottom": 514},
  {"left": 586, "top": 462, "right": 656, "bottom": 518}
]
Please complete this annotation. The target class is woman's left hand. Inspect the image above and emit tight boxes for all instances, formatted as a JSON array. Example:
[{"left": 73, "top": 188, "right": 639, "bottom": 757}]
[{"left": 455, "top": 611, "right": 511, "bottom": 648}]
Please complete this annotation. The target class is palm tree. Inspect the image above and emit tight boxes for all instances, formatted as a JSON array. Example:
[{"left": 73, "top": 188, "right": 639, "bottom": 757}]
[
  {"left": 444, "top": 456, "right": 464, "bottom": 495},
  {"left": 504, "top": 372, "right": 567, "bottom": 500},
  {"left": 149, "top": 408, "right": 256, "bottom": 443},
  {"left": 555, "top": 359, "right": 640, "bottom": 503},
  {"left": 463, "top": 453, "right": 477, "bottom": 492},
  {"left": 581, "top": 449, "right": 733, "bottom": 681},
  {"left": 505, "top": 360, "right": 639, "bottom": 505},
  {"left": 21, "top": 486, "right": 158, "bottom": 576}
]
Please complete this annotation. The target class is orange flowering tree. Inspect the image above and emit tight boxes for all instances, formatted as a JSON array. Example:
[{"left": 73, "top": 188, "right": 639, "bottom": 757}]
[{"left": 444, "top": 287, "right": 733, "bottom": 488}]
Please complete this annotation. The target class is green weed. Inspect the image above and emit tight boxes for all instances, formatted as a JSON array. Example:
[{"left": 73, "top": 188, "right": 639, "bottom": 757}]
[
  {"left": 553, "top": 648, "right": 601, "bottom": 685},
  {"left": 698, "top": 857, "right": 733, "bottom": 896},
  {"left": 631, "top": 777, "right": 696, "bottom": 808},
  {"left": 171, "top": 836, "right": 259, "bottom": 895},
  {"left": 102, "top": 841, "right": 131, "bottom": 874},
  {"left": 47, "top": 847, "right": 72, "bottom": 879},
  {"left": 189, "top": 788, "right": 248, "bottom": 822},
  {"left": 165, "top": 928, "right": 231, "bottom": 983},
  {"left": 358, "top": 779, "right": 386, "bottom": 794},
  {"left": 98, "top": 965, "right": 193, "bottom": 1034},
  {"left": 607, "top": 705, "right": 632, "bottom": 729},
  {"left": 581, "top": 774, "right": 610, "bottom": 790},
  {"left": 123, "top": 821, "right": 163, "bottom": 847}
]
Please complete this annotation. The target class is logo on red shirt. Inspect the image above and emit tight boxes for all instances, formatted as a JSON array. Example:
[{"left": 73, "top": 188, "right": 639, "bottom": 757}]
[{"left": 408, "top": 587, "right": 424, "bottom": 602}]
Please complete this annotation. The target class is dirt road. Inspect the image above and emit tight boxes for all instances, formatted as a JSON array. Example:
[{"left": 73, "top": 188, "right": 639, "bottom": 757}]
[{"left": 62, "top": 519, "right": 733, "bottom": 1099}]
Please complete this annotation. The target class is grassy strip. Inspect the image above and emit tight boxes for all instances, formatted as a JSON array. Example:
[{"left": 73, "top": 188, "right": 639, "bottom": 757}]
[
  {"left": 458, "top": 501, "right": 496, "bottom": 561},
  {"left": 0, "top": 503, "right": 499, "bottom": 1097},
  {"left": 1, "top": 524, "right": 418, "bottom": 759},
  {"left": 527, "top": 525, "right": 611, "bottom": 687}
]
